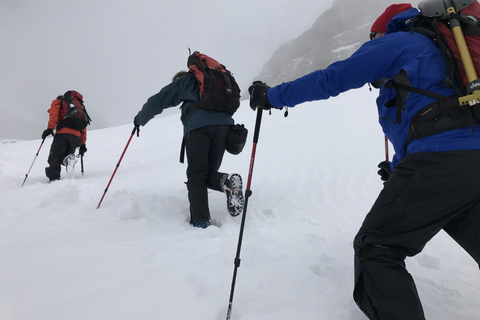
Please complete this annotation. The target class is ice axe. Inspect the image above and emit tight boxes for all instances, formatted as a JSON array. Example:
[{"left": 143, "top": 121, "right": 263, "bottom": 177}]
[{"left": 420, "top": 0, "right": 480, "bottom": 105}]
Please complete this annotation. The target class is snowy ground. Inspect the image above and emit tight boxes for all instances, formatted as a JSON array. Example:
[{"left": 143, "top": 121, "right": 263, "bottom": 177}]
[{"left": 1, "top": 86, "right": 479, "bottom": 320}]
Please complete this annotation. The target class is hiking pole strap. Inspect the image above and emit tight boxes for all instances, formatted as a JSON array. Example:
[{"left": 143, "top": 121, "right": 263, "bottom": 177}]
[
  {"left": 253, "top": 107, "right": 263, "bottom": 143},
  {"left": 226, "top": 109, "right": 263, "bottom": 320},
  {"left": 96, "top": 127, "right": 136, "bottom": 209},
  {"left": 21, "top": 138, "right": 46, "bottom": 187}
]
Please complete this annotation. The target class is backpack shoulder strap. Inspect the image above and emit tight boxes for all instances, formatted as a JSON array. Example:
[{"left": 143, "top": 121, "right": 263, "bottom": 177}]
[
  {"left": 388, "top": 81, "right": 460, "bottom": 105},
  {"left": 373, "top": 69, "right": 460, "bottom": 124},
  {"left": 411, "top": 17, "right": 465, "bottom": 96}
]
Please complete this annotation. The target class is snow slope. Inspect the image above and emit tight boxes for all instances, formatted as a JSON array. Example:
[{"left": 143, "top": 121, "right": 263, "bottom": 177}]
[{"left": 1, "top": 86, "right": 479, "bottom": 320}]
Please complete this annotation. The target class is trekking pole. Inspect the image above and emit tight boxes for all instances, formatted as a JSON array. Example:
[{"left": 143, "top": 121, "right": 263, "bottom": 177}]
[
  {"left": 96, "top": 127, "right": 137, "bottom": 209},
  {"left": 226, "top": 108, "right": 263, "bottom": 320},
  {"left": 81, "top": 154, "right": 84, "bottom": 175},
  {"left": 384, "top": 135, "right": 389, "bottom": 161},
  {"left": 21, "top": 137, "right": 46, "bottom": 187},
  {"left": 75, "top": 153, "right": 85, "bottom": 175}
]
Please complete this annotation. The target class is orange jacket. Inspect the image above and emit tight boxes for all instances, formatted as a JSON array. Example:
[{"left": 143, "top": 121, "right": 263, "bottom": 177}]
[{"left": 47, "top": 99, "right": 87, "bottom": 144}]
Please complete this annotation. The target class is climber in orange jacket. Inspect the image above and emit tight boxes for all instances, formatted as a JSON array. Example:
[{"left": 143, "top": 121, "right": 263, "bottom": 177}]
[{"left": 42, "top": 91, "right": 89, "bottom": 181}]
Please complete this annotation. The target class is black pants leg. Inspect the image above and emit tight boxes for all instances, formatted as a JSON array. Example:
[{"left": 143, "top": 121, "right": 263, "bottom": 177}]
[
  {"left": 45, "top": 133, "right": 81, "bottom": 180},
  {"left": 353, "top": 150, "right": 480, "bottom": 320},
  {"left": 443, "top": 200, "right": 480, "bottom": 264},
  {"left": 185, "top": 125, "right": 230, "bottom": 223}
]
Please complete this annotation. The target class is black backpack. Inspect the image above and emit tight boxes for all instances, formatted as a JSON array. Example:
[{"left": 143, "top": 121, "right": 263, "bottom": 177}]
[
  {"left": 57, "top": 90, "right": 92, "bottom": 131},
  {"left": 186, "top": 51, "right": 241, "bottom": 119}
]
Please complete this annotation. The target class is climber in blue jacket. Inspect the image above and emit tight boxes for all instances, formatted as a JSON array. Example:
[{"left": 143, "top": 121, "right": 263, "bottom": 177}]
[{"left": 249, "top": 3, "right": 480, "bottom": 320}]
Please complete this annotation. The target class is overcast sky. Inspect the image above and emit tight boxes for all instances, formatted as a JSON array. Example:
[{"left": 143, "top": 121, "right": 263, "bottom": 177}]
[{"left": 0, "top": 0, "right": 334, "bottom": 140}]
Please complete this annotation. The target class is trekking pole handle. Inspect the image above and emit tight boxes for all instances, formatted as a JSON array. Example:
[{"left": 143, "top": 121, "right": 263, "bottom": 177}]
[
  {"left": 133, "top": 126, "right": 139, "bottom": 137},
  {"left": 36, "top": 137, "right": 46, "bottom": 155},
  {"left": 253, "top": 108, "right": 263, "bottom": 144},
  {"left": 246, "top": 109, "right": 263, "bottom": 191}
]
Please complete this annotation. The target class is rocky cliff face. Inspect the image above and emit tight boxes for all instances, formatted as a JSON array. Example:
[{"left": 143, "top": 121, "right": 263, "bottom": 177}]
[{"left": 252, "top": 0, "right": 420, "bottom": 88}]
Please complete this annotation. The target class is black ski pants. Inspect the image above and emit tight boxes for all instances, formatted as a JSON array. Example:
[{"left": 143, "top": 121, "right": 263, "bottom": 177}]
[
  {"left": 45, "top": 133, "right": 81, "bottom": 180},
  {"left": 185, "top": 125, "right": 230, "bottom": 224},
  {"left": 353, "top": 150, "right": 480, "bottom": 320}
]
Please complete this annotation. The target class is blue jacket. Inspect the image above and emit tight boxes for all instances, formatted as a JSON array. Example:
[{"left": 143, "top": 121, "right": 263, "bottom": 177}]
[
  {"left": 136, "top": 74, "right": 234, "bottom": 135},
  {"left": 267, "top": 8, "right": 480, "bottom": 168}
]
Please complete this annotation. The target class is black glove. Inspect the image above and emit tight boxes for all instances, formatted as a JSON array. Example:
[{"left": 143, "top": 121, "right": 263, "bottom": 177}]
[
  {"left": 377, "top": 160, "right": 392, "bottom": 181},
  {"left": 42, "top": 128, "right": 54, "bottom": 139},
  {"left": 248, "top": 81, "right": 274, "bottom": 111},
  {"left": 133, "top": 116, "right": 140, "bottom": 137},
  {"left": 79, "top": 144, "right": 87, "bottom": 155}
]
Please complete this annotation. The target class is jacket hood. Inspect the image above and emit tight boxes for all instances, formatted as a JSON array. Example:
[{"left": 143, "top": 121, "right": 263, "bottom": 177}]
[{"left": 385, "top": 8, "right": 421, "bottom": 34}]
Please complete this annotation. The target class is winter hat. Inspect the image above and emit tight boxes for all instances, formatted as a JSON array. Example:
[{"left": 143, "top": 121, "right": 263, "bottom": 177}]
[{"left": 371, "top": 3, "right": 413, "bottom": 33}]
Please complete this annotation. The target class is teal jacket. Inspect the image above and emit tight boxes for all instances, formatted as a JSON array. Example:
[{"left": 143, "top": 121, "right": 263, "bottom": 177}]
[{"left": 135, "top": 74, "right": 234, "bottom": 135}]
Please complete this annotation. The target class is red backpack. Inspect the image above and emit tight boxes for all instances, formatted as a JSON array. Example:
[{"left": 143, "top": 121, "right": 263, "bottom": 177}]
[
  {"left": 58, "top": 90, "right": 91, "bottom": 131},
  {"left": 371, "top": 1, "right": 480, "bottom": 147},
  {"left": 186, "top": 51, "right": 241, "bottom": 118},
  {"left": 418, "top": 0, "right": 480, "bottom": 97}
]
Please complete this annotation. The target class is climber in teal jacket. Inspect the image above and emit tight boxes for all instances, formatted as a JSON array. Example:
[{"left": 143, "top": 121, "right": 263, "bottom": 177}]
[
  {"left": 135, "top": 72, "right": 233, "bottom": 135},
  {"left": 134, "top": 71, "right": 242, "bottom": 229}
]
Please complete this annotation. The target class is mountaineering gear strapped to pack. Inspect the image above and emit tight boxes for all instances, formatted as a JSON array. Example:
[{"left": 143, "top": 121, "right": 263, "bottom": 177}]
[
  {"left": 398, "top": 0, "right": 480, "bottom": 103},
  {"left": 186, "top": 50, "right": 241, "bottom": 120},
  {"left": 374, "top": 0, "right": 480, "bottom": 106},
  {"left": 419, "top": 0, "right": 480, "bottom": 97},
  {"left": 58, "top": 91, "right": 92, "bottom": 131}
]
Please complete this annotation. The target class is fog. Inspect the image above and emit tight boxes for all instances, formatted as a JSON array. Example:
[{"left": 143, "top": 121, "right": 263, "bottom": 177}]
[{"left": 0, "top": 0, "right": 334, "bottom": 140}]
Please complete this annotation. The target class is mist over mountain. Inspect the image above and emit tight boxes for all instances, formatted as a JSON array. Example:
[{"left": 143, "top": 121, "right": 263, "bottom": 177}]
[{"left": 252, "top": 0, "right": 421, "bottom": 88}]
